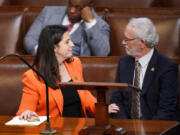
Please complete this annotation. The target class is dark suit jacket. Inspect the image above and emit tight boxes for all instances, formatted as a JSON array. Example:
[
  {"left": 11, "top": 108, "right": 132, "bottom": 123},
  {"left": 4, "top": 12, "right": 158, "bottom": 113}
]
[{"left": 110, "top": 49, "right": 179, "bottom": 121}]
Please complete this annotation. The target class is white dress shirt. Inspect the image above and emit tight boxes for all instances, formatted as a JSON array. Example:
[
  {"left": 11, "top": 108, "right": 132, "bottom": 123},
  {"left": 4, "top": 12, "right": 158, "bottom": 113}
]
[
  {"left": 62, "top": 15, "right": 96, "bottom": 35},
  {"left": 134, "top": 48, "right": 154, "bottom": 90},
  {"left": 133, "top": 48, "right": 154, "bottom": 118}
]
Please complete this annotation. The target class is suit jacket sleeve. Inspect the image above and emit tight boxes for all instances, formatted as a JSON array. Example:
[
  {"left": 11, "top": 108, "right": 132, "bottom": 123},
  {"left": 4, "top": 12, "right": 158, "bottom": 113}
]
[
  {"left": 76, "top": 57, "right": 97, "bottom": 115},
  {"left": 152, "top": 62, "right": 179, "bottom": 120},
  {"left": 16, "top": 71, "right": 40, "bottom": 115},
  {"left": 110, "top": 61, "right": 129, "bottom": 119},
  {"left": 83, "top": 90, "right": 97, "bottom": 116},
  {"left": 83, "top": 9, "right": 110, "bottom": 56},
  {"left": 24, "top": 7, "right": 48, "bottom": 54}
]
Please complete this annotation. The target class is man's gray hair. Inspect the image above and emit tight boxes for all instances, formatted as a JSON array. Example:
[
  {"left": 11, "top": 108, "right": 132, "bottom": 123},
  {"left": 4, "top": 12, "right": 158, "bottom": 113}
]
[{"left": 127, "top": 17, "right": 159, "bottom": 48}]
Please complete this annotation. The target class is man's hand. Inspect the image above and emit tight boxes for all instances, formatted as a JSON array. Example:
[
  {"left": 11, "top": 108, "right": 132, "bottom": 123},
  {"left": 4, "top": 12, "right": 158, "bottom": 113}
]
[
  {"left": 19, "top": 110, "right": 39, "bottom": 121},
  {"left": 108, "top": 103, "right": 120, "bottom": 114},
  {"left": 81, "top": 6, "right": 94, "bottom": 23}
]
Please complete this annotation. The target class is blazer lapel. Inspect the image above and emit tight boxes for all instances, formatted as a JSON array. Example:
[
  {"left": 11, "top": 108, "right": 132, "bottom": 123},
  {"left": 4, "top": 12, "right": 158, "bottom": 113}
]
[
  {"left": 141, "top": 49, "right": 158, "bottom": 96},
  {"left": 70, "top": 25, "right": 84, "bottom": 49},
  {"left": 63, "top": 59, "right": 87, "bottom": 115},
  {"left": 64, "top": 59, "right": 82, "bottom": 82},
  {"left": 49, "top": 87, "right": 64, "bottom": 116}
]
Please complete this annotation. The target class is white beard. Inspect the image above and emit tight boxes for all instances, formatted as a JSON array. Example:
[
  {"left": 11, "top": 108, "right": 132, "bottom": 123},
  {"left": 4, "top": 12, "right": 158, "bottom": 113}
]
[{"left": 125, "top": 45, "right": 141, "bottom": 57}]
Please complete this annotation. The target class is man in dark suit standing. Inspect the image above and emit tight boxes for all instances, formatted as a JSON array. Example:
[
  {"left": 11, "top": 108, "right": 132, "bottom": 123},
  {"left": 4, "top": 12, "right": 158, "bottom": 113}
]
[{"left": 109, "top": 17, "right": 179, "bottom": 121}]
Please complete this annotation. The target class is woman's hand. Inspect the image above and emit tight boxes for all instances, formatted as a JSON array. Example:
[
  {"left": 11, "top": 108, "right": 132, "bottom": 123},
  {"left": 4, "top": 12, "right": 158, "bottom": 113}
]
[
  {"left": 108, "top": 103, "right": 120, "bottom": 114},
  {"left": 19, "top": 110, "right": 39, "bottom": 121}
]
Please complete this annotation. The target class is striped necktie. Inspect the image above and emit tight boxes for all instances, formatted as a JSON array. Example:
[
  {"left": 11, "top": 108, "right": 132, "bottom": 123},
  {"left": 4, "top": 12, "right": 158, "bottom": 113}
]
[{"left": 131, "top": 60, "right": 141, "bottom": 119}]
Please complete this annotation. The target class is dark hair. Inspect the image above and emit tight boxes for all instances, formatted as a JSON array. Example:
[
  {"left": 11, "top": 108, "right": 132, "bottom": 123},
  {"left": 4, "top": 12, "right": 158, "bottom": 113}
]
[
  {"left": 33, "top": 25, "right": 69, "bottom": 89},
  {"left": 88, "top": 0, "right": 94, "bottom": 6}
]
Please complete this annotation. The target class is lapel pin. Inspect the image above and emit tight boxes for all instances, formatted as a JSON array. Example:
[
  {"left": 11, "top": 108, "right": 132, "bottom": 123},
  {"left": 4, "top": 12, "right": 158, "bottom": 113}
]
[
  {"left": 151, "top": 67, "right": 155, "bottom": 72},
  {"left": 75, "top": 75, "right": 78, "bottom": 80}
]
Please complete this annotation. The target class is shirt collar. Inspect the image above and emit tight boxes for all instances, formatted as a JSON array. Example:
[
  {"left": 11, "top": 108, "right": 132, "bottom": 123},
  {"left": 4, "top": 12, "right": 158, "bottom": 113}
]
[{"left": 138, "top": 48, "right": 154, "bottom": 68}]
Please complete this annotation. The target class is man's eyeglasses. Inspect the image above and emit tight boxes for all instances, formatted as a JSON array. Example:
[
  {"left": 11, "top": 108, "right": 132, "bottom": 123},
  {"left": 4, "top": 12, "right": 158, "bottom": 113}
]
[{"left": 122, "top": 37, "right": 137, "bottom": 42}]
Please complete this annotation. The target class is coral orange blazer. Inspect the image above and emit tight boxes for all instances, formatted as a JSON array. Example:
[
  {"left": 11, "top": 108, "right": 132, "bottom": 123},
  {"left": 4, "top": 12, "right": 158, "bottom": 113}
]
[{"left": 16, "top": 57, "right": 96, "bottom": 117}]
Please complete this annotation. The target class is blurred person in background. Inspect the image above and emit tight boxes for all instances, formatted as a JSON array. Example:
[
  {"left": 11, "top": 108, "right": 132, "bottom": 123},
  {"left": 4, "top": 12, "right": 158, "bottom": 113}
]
[{"left": 24, "top": 0, "right": 110, "bottom": 56}]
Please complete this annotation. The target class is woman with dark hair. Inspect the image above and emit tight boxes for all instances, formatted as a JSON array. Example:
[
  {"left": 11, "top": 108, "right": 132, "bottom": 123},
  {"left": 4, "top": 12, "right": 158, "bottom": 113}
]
[{"left": 16, "top": 25, "right": 96, "bottom": 120}]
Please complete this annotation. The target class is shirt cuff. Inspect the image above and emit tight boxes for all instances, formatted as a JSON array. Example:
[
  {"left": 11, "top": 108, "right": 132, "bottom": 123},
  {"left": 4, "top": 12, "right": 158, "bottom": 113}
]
[
  {"left": 85, "top": 19, "right": 97, "bottom": 29},
  {"left": 34, "top": 44, "right": 38, "bottom": 54}
]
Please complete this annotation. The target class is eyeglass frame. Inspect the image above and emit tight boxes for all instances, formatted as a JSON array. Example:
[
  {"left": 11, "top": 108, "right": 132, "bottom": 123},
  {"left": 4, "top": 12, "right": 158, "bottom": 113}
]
[{"left": 122, "top": 36, "right": 139, "bottom": 43}]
